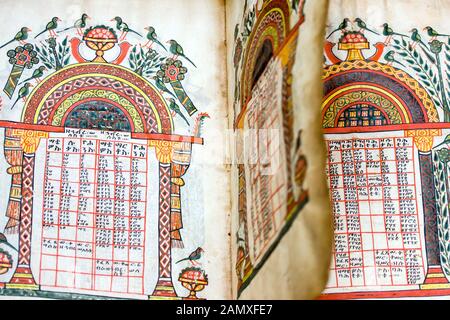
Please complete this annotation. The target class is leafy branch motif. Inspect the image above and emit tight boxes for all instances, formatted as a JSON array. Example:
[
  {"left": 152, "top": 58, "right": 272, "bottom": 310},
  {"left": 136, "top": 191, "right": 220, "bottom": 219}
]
[
  {"left": 35, "top": 36, "right": 70, "bottom": 71},
  {"left": 392, "top": 37, "right": 443, "bottom": 110},
  {"left": 434, "top": 149, "right": 450, "bottom": 278},
  {"left": 128, "top": 46, "right": 166, "bottom": 78}
]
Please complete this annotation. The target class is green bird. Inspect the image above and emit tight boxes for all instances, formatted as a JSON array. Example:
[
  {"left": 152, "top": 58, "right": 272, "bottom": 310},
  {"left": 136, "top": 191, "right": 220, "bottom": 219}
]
[
  {"left": 410, "top": 28, "right": 436, "bottom": 64},
  {"left": 111, "top": 17, "right": 142, "bottom": 41},
  {"left": 19, "top": 66, "right": 46, "bottom": 85},
  {"left": 0, "top": 233, "right": 18, "bottom": 252},
  {"left": 58, "top": 13, "right": 90, "bottom": 36},
  {"left": 176, "top": 247, "right": 204, "bottom": 265},
  {"left": 384, "top": 51, "right": 406, "bottom": 68},
  {"left": 168, "top": 98, "right": 190, "bottom": 126},
  {"left": 326, "top": 18, "right": 350, "bottom": 39},
  {"left": 354, "top": 18, "right": 379, "bottom": 35},
  {"left": 11, "top": 83, "right": 33, "bottom": 110},
  {"left": 167, "top": 39, "right": 197, "bottom": 68},
  {"left": 381, "top": 23, "right": 406, "bottom": 44},
  {"left": 155, "top": 78, "right": 176, "bottom": 98},
  {"left": 424, "top": 26, "right": 450, "bottom": 40},
  {"left": 410, "top": 28, "right": 428, "bottom": 49},
  {"left": 143, "top": 26, "right": 166, "bottom": 51},
  {"left": 0, "top": 27, "right": 32, "bottom": 49},
  {"left": 34, "top": 17, "right": 61, "bottom": 38}
]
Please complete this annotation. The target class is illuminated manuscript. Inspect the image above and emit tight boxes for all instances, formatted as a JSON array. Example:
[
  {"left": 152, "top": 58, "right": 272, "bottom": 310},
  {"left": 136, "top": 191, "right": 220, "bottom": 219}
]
[
  {"left": 0, "top": 0, "right": 331, "bottom": 300},
  {"left": 320, "top": 0, "right": 450, "bottom": 300}
]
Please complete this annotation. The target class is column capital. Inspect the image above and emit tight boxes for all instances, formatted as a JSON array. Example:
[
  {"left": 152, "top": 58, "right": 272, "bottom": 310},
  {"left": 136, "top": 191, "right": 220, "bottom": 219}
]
[
  {"left": 405, "top": 129, "right": 442, "bottom": 152},
  {"left": 10, "top": 129, "right": 48, "bottom": 154},
  {"left": 149, "top": 140, "right": 192, "bottom": 164}
]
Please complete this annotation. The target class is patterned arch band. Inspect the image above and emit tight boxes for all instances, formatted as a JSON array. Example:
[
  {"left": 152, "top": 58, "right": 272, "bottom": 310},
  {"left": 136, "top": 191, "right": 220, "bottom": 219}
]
[
  {"left": 21, "top": 63, "right": 173, "bottom": 134},
  {"left": 240, "top": 0, "right": 290, "bottom": 104},
  {"left": 322, "top": 60, "right": 439, "bottom": 127}
]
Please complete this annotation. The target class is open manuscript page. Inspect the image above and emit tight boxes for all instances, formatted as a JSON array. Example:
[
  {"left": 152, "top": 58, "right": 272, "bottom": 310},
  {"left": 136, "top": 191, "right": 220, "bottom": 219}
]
[
  {"left": 226, "top": 0, "right": 332, "bottom": 299},
  {"left": 0, "top": 0, "right": 230, "bottom": 300},
  {"left": 321, "top": 0, "right": 450, "bottom": 299}
]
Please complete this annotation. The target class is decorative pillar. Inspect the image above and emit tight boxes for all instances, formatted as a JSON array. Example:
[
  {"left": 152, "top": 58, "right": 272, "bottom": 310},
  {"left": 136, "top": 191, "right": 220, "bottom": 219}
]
[
  {"left": 405, "top": 129, "right": 450, "bottom": 289},
  {"left": 148, "top": 140, "right": 178, "bottom": 299},
  {"left": 3, "top": 128, "right": 24, "bottom": 233},
  {"left": 6, "top": 129, "right": 48, "bottom": 290},
  {"left": 170, "top": 142, "right": 192, "bottom": 249}
]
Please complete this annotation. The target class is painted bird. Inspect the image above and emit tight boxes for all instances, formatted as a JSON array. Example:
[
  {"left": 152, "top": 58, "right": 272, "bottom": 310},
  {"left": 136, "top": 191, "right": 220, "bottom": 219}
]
[
  {"left": 11, "top": 83, "right": 33, "bottom": 110},
  {"left": 111, "top": 17, "right": 142, "bottom": 41},
  {"left": 381, "top": 23, "right": 407, "bottom": 45},
  {"left": 167, "top": 39, "right": 197, "bottom": 68},
  {"left": 176, "top": 247, "right": 204, "bottom": 265},
  {"left": 34, "top": 17, "right": 62, "bottom": 38},
  {"left": 19, "top": 66, "right": 46, "bottom": 85},
  {"left": 155, "top": 78, "right": 176, "bottom": 98},
  {"left": 410, "top": 28, "right": 436, "bottom": 63},
  {"left": 0, "top": 233, "right": 18, "bottom": 252},
  {"left": 384, "top": 50, "right": 406, "bottom": 68},
  {"left": 410, "top": 28, "right": 428, "bottom": 50},
  {"left": 168, "top": 98, "right": 190, "bottom": 126},
  {"left": 0, "top": 27, "right": 32, "bottom": 49},
  {"left": 58, "top": 13, "right": 90, "bottom": 36},
  {"left": 354, "top": 18, "right": 379, "bottom": 35},
  {"left": 326, "top": 18, "right": 350, "bottom": 39},
  {"left": 143, "top": 26, "right": 166, "bottom": 51},
  {"left": 424, "top": 26, "right": 450, "bottom": 41}
]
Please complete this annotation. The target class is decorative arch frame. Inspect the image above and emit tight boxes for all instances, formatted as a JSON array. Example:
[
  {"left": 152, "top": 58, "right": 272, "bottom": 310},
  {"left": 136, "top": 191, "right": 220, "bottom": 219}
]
[
  {"left": 322, "top": 60, "right": 439, "bottom": 126},
  {"left": 240, "top": 0, "right": 290, "bottom": 104},
  {"left": 21, "top": 63, "right": 174, "bottom": 134}
]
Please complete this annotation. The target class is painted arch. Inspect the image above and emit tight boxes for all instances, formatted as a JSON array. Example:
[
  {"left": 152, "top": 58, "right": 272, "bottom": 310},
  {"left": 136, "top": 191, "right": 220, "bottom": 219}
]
[
  {"left": 21, "top": 63, "right": 174, "bottom": 134},
  {"left": 322, "top": 61, "right": 439, "bottom": 127}
]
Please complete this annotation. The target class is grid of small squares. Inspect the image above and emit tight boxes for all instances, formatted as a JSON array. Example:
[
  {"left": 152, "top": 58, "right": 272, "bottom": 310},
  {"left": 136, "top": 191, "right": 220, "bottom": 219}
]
[
  {"left": 337, "top": 104, "right": 389, "bottom": 128},
  {"left": 325, "top": 136, "right": 426, "bottom": 289},
  {"left": 245, "top": 89, "right": 287, "bottom": 264},
  {"left": 39, "top": 137, "right": 148, "bottom": 295}
]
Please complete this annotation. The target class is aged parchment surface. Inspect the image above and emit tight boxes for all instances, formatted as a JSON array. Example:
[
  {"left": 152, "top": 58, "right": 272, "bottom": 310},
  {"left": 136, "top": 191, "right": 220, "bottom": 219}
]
[
  {"left": 227, "top": 0, "right": 332, "bottom": 299},
  {"left": 321, "top": 0, "right": 450, "bottom": 299},
  {"left": 0, "top": 0, "right": 230, "bottom": 300}
]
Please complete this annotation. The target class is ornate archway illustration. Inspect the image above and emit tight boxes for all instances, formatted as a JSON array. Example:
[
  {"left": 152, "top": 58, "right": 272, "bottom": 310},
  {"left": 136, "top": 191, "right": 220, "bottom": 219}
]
[
  {"left": 232, "top": 0, "right": 308, "bottom": 296},
  {"left": 0, "top": 21, "right": 207, "bottom": 300},
  {"left": 320, "top": 28, "right": 450, "bottom": 299}
]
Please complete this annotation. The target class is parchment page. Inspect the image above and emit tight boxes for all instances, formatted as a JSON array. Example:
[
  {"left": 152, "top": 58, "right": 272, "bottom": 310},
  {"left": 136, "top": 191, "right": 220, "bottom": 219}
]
[
  {"left": 226, "top": 0, "right": 332, "bottom": 299},
  {"left": 0, "top": 0, "right": 230, "bottom": 300},
  {"left": 321, "top": 0, "right": 450, "bottom": 300}
]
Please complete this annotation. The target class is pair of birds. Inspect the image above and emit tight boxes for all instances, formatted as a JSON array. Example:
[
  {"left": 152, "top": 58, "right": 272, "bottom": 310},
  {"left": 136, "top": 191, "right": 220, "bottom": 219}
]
[
  {"left": 111, "top": 17, "right": 197, "bottom": 67},
  {"left": 0, "top": 14, "right": 85, "bottom": 49},
  {"left": 327, "top": 18, "right": 378, "bottom": 39},
  {"left": 37, "top": 14, "right": 89, "bottom": 38},
  {"left": 10, "top": 66, "right": 47, "bottom": 110},
  {"left": 0, "top": 16, "right": 62, "bottom": 49}
]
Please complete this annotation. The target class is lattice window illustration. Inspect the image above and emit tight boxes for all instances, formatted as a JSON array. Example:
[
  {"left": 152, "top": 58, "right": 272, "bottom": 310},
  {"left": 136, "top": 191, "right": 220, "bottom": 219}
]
[
  {"left": 64, "top": 102, "right": 132, "bottom": 132},
  {"left": 337, "top": 104, "right": 389, "bottom": 128}
]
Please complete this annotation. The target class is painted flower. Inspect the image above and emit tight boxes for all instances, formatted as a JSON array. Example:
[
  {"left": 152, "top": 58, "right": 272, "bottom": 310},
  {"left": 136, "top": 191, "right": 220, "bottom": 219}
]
[
  {"left": 7, "top": 45, "right": 38, "bottom": 68},
  {"left": 156, "top": 58, "right": 188, "bottom": 83},
  {"left": 429, "top": 39, "right": 443, "bottom": 54}
]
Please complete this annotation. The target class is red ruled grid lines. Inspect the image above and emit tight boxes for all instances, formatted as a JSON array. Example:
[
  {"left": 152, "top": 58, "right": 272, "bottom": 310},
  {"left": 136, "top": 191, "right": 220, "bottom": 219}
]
[
  {"left": 325, "top": 136, "right": 425, "bottom": 290},
  {"left": 245, "top": 100, "right": 286, "bottom": 263},
  {"left": 39, "top": 137, "right": 148, "bottom": 295}
]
